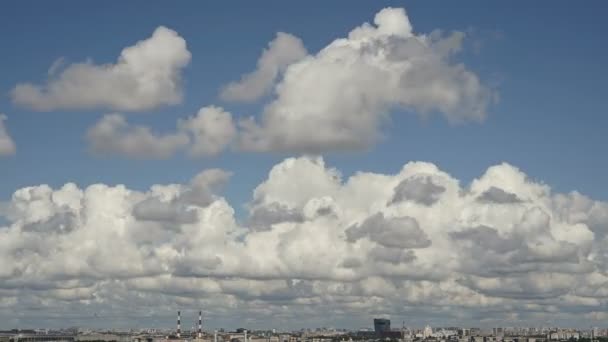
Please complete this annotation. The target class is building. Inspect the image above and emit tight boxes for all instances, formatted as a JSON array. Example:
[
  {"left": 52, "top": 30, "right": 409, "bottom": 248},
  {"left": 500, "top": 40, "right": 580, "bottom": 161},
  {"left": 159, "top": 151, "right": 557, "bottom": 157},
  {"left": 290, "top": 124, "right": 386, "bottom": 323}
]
[
  {"left": 4, "top": 335, "right": 75, "bottom": 342},
  {"left": 423, "top": 326, "right": 433, "bottom": 339},
  {"left": 76, "top": 334, "right": 129, "bottom": 342},
  {"left": 373, "top": 319, "right": 391, "bottom": 334}
]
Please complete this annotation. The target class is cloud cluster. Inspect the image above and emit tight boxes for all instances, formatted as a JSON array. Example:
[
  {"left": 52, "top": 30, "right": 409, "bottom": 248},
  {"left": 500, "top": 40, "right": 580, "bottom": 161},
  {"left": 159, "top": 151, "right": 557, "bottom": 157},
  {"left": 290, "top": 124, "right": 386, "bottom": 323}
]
[
  {"left": 87, "top": 106, "right": 235, "bottom": 159},
  {"left": 236, "top": 8, "right": 494, "bottom": 153},
  {"left": 12, "top": 26, "right": 191, "bottom": 112},
  {"left": 0, "top": 114, "right": 16, "bottom": 156},
  {"left": 9, "top": 7, "right": 493, "bottom": 160},
  {"left": 3, "top": 5, "right": 598, "bottom": 329},
  {"left": 1, "top": 157, "right": 607, "bottom": 326}
]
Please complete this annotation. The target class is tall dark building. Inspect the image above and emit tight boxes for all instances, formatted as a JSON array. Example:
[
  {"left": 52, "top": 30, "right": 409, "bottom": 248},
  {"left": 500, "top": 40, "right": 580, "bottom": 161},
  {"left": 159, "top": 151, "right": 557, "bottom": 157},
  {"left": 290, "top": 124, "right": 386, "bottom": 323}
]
[{"left": 374, "top": 318, "right": 391, "bottom": 334}]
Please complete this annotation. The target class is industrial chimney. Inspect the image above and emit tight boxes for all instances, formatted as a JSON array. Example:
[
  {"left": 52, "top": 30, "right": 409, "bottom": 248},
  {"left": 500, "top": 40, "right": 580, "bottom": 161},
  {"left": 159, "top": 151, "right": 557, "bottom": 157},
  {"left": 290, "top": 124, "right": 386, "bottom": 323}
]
[
  {"left": 177, "top": 311, "right": 181, "bottom": 338},
  {"left": 198, "top": 311, "right": 202, "bottom": 339}
]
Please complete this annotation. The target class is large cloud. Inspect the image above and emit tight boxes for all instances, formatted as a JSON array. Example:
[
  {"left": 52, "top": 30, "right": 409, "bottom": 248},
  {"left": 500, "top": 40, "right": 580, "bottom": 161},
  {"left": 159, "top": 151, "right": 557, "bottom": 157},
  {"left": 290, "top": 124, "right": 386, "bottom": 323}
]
[
  {"left": 1, "top": 156, "right": 607, "bottom": 327},
  {"left": 238, "top": 8, "right": 495, "bottom": 153},
  {"left": 12, "top": 26, "right": 191, "bottom": 112},
  {"left": 0, "top": 114, "right": 16, "bottom": 156},
  {"left": 87, "top": 106, "right": 236, "bottom": 159}
]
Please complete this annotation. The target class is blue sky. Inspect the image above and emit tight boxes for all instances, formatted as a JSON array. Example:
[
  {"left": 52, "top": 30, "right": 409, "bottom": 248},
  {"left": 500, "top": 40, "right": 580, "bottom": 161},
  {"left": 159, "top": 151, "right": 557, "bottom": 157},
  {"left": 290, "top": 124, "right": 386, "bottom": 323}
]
[
  {"left": 1, "top": 0, "right": 608, "bottom": 329},
  {"left": 2, "top": 1, "right": 607, "bottom": 210}
]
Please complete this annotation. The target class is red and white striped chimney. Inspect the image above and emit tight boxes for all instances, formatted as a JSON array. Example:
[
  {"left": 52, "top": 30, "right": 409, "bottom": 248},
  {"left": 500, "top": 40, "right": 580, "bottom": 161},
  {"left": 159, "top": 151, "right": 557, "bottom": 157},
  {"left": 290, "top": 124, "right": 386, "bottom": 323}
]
[
  {"left": 177, "top": 310, "right": 181, "bottom": 338},
  {"left": 198, "top": 311, "right": 202, "bottom": 338}
]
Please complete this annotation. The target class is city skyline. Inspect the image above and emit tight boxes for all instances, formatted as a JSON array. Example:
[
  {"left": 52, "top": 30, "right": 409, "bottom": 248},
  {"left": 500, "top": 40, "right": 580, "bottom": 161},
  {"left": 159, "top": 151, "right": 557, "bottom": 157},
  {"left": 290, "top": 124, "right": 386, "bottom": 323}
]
[{"left": 1, "top": 0, "right": 608, "bottom": 330}]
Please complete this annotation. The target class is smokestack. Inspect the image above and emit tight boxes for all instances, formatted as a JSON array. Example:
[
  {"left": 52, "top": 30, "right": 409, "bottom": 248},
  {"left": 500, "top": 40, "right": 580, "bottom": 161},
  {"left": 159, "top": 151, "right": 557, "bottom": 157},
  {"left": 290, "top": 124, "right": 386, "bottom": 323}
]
[
  {"left": 244, "top": 330, "right": 247, "bottom": 342},
  {"left": 198, "top": 311, "right": 202, "bottom": 339},
  {"left": 214, "top": 330, "right": 218, "bottom": 342},
  {"left": 177, "top": 310, "right": 181, "bottom": 338}
]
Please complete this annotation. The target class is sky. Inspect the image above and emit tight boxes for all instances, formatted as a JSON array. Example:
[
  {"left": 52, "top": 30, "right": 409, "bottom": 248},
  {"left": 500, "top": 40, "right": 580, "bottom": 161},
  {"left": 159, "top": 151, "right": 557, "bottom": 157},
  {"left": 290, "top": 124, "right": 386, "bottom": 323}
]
[{"left": 1, "top": 0, "right": 608, "bottom": 330}]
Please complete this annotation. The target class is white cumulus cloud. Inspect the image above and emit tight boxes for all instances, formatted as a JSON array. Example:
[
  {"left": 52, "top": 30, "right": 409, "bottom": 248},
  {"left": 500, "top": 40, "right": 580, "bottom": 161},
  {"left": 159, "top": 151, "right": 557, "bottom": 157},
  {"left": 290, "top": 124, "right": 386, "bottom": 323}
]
[
  {"left": 86, "top": 114, "right": 190, "bottom": 159},
  {"left": 12, "top": 26, "right": 191, "bottom": 112},
  {"left": 87, "top": 106, "right": 236, "bottom": 159},
  {"left": 238, "top": 8, "right": 495, "bottom": 153},
  {"left": 178, "top": 106, "right": 237, "bottom": 157}
]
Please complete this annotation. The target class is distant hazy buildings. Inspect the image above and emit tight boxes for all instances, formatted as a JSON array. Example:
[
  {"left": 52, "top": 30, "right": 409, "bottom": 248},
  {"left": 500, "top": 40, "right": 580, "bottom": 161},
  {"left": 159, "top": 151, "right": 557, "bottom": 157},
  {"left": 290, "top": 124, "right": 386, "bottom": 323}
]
[{"left": 1, "top": 322, "right": 606, "bottom": 342}]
